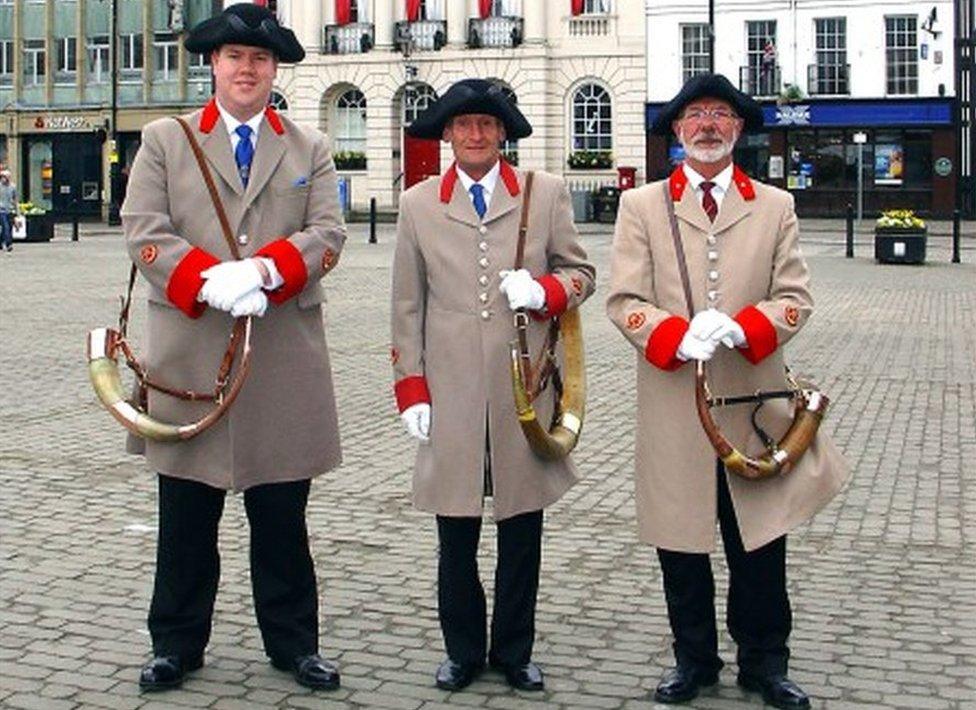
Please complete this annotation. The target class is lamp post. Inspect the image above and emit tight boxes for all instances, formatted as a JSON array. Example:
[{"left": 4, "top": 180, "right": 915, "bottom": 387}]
[
  {"left": 106, "top": 0, "right": 121, "bottom": 226},
  {"left": 707, "top": 0, "right": 715, "bottom": 73},
  {"left": 852, "top": 131, "right": 867, "bottom": 225}
]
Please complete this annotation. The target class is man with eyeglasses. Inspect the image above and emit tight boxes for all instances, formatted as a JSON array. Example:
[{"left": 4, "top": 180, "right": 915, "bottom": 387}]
[
  {"left": 121, "top": 4, "right": 346, "bottom": 693},
  {"left": 606, "top": 74, "right": 848, "bottom": 709}
]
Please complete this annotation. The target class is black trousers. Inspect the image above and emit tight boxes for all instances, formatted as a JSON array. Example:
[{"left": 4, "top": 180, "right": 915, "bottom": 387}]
[
  {"left": 656, "top": 465, "right": 791, "bottom": 678},
  {"left": 436, "top": 510, "right": 543, "bottom": 668},
  {"left": 148, "top": 474, "right": 318, "bottom": 663}
]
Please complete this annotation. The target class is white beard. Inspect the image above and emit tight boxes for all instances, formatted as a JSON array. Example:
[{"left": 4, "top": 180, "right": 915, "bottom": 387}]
[{"left": 679, "top": 127, "right": 739, "bottom": 163}]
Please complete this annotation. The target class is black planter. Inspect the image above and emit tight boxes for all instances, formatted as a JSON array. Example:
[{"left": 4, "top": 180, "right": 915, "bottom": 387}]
[
  {"left": 874, "top": 228, "right": 926, "bottom": 264},
  {"left": 22, "top": 214, "right": 54, "bottom": 242}
]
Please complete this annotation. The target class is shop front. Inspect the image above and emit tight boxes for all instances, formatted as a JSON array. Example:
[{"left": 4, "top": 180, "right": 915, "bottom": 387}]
[
  {"left": 17, "top": 113, "right": 107, "bottom": 221},
  {"left": 645, "top": 98, "right": 956, "bottom": 218}
]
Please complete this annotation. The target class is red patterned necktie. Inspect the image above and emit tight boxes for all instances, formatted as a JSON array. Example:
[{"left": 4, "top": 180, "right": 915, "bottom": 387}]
[{"left": 701, "top": 181, "right": 718, "bottom": 222}]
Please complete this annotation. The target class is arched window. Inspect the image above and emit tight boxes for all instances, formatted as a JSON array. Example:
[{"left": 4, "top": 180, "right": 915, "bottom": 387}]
[
  {"left": 334, "top": 89, "right": 367, "bottom": 154},
  {"left": 403, "top": 83, "right": 438, "bottom": 125},
  {"left": 571, "top": 83, "right": 612, "bottom": 153},
  {"left": 269, "top": 91, "right": 289, "bottom": 112}
]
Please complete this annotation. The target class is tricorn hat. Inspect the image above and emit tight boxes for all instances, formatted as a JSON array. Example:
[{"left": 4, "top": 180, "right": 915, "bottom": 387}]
[
  {"left": 184, "top": 4, "right": 305, "bottom": 64},
  {"left": 651, "top": 73, "right": 764, "bottom": 135},
  {"left": 406, "top": 79, "right": 532, "bottom": 140}
]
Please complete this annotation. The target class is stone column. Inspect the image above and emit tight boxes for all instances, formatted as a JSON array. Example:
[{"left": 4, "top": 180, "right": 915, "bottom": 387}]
[
  {"left": 523, "top": 0, "right": 545, "bottom": 44},
  {"left": 446, "top": 0, "right": 466, "bottom": 47},
  {"left": 374, "top": 0, "right": 395, "bottom": 50}
]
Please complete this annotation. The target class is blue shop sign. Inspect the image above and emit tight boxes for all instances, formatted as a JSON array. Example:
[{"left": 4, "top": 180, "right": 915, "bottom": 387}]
[{"left": 646, "top": 99, "right": 953, "bottom": 130}]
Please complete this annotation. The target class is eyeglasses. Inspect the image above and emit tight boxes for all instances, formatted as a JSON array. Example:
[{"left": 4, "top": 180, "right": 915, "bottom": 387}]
[{"left": 681, "top": 108, "right": 739, "bottom": 122}]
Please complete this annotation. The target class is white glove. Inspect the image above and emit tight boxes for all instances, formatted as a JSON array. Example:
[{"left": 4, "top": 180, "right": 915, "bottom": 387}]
[
  {"left": 199, "top": 259, "right": 265, "bottom": 312},
  {"left": 401, "top": 403, "right": 431, "bottom": 442},
  {"left": 230, "top": 289, "right": 268, "bottom": 318},
  {"left": 676, "top": 331, "right": 718, "bottom": 362},
  {"left": 689, "top": 309, "right": 747, "bottom": 349},
  {"left": 498, "top": 269, "right": 546, "bottom": 311}
]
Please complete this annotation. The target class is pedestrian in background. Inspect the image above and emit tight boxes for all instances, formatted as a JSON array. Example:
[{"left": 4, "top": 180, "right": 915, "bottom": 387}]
[
  {"left": 391, "top": 79, "right": 595, "bottom": 693},
  {"left": 121, "top": 4, "right": 346, "bottom": 693},
  {"left": 607, "top": 74, "right": 848, "bottom": 709},
  {"left": 0, "top": 169, "right": 18, "bottom": 252}
]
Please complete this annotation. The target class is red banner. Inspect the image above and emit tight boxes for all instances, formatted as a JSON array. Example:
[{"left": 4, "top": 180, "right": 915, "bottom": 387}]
[
  {"left": 479, "top": 0, "right": 493, "bottom": 19},
  {"left": 406, "top": 0, "right": 422, "bottom": 22},
  {"left": 336, "top": 0, "right": 351, "bottom": 25},
  {"left": 571, "top": 0, "right": 585, "bottom": 16}
]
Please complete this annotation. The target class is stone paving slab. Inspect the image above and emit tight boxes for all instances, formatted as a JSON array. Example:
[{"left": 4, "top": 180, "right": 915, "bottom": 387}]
[{"left": 0, "top": 222, "right": 974, "bottom": 709}]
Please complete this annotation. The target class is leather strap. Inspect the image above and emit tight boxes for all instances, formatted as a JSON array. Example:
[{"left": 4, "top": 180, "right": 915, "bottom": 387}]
[
  {"left": 515, "top": 171, "right": 534, "bottom": 269},
  {"left": 665, "top": 186, "right": 695, "bottom": 319}
]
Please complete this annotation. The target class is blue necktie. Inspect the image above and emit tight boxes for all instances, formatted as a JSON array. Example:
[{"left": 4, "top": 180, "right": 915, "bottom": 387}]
[
  {"left": 235, "top": 124, "right": 254, "bottom": 187},
  {"left": 470, "top": 183, "right": 487, "bottom": 219}
]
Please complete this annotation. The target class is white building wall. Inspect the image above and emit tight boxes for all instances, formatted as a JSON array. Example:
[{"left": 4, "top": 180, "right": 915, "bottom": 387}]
[
  {"left": 271, "top": 0, "right": 646, "bottom": 210},
  {"left": 645, "top": 0, "right": 955, "bottom": 102}
]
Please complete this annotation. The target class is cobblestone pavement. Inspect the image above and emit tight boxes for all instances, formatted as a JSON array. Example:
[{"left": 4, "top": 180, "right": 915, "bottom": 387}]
[{"left": 1, "top": 221, "right": 974, "bottom": 710}]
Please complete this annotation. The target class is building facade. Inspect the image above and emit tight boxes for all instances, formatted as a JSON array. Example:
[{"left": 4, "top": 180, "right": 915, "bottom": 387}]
[
  {"left": 276, "top": 0, "right": 646, "bottom": 211},
  {"left": 644, "top": 0, "right": 957, "bottom": 217},
  {"left": 0, "top": 0, "right": 229, "bottom": 221}
]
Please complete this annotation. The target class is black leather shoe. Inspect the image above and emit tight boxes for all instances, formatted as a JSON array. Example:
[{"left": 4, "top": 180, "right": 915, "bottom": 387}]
[
  {"left": 138, "top": 654, "right": 203, "bottom": 691},
  {"left": 653, "top": 665, "right": 719, "bottom": 703},
  {"left": 737, "top": 673, "right": 810, "bottom": 710},
  {"left": 435, "top": 658, "right": 483, "bottom": 691},
  {"left": 271, "top": 653, "right": 340, "bottom": 690},
  {"left": 494, "top": 661, "right": 545, "bottom": 691}
]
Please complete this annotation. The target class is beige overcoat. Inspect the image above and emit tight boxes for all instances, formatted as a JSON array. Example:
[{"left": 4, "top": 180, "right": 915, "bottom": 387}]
[
  {"left": 120, "top": 100, "right": 345, "bottom": 492},
  {"left": 606, "top": 166, "right": 849, "bottom": 552},
  {"left": 391, "top": 163, "right": 595, "bottom": 521}
]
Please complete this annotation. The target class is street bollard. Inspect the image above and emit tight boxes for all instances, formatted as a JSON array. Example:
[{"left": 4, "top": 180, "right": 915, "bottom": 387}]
[
  {"left": 369, "top": 197, "right": 377, "bottom": 244},
  {"left": 846, "top": 204, "right": 854, "bottom": 258},
  {"left": 72, "top": 210, "right": 79, "bottom": 242},
  {"left": 952, "top": 209, "right": 961, "bottom": 264}
]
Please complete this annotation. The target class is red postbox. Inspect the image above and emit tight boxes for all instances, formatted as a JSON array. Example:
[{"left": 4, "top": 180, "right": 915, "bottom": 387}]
[{"left": 617, "top": 166, "right": 637, "bottom": 190}]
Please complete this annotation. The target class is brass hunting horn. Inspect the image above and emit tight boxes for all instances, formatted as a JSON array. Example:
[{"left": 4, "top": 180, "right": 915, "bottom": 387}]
[
  {"left": 87, "top": 116, "right": 253, "bottom": 442},
  {"left": 509, "top": 172, "right": 586, "bottom": 461},
  {"left": 664, "top": 186, "right": 826, "bottom": 480}
]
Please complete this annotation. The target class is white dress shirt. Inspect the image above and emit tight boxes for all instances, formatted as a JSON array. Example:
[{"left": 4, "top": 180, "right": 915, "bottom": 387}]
[
  {"left": 216, "top": 99, "right": 263, "bottom": 154},
  {"left": 683, "top": 162, "right": 734, "bottom": 212},
  {"left": 456, "top": 160, "right": 501, "bottom": 212}
]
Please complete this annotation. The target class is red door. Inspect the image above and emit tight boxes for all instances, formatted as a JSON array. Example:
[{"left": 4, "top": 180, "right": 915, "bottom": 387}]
[{"left": 404, "top": 133, "right": 440, "bottom": 189}]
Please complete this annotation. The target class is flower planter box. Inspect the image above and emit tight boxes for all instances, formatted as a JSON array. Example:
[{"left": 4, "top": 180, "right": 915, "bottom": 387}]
[
  {"left": 874, "top": 228, "right": 926, "bottom": 264},
  {"left": 15, "top": 214, "right": 54, "bottom": 242}
]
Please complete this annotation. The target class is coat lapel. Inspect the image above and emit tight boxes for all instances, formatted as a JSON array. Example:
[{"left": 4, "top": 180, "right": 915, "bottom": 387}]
[
  {"left": 444, "top": 179, "right": 480, "bottom": 228},
  {"left": 711, "top": 183, "right": 752, "bottom": 235},
  {"left": 674, "top": 187, "right": 712, "bottom": 235},
  {"left": 199, "top": 125, "right": 245, "bottom": 197},
  {"left": 242, "top": 119, "right": 286, "bottom": 209},
  {"left": 482, "top": 178, "right": 519, "bottom": 225}
]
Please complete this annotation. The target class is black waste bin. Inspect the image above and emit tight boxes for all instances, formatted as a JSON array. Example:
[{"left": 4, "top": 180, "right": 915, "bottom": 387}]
[{"left": 592, "top": 186, "right": 620, "bottom": 223}]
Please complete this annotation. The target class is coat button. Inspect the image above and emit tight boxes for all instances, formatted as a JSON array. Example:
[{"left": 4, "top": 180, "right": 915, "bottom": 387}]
[
  {"left": 237, "top": 233, "right": 249, "bottom": 245},
  {"left": 706, "top": 235, "right": 717, "bottom": 246},
  {"left": 479, "top": 225, "right": 487, "bottom": 234},
  {"left": 707, "top": 289, "right": 718, "bottom": 302},
  {"left": 479, "top": 275, "right": 489, "bottom": 286},
  {"left": 478, "top": 241, "right": 488, "bottom": 252},
  {"left": 708, "top": 270, "right": 719, "bottom": 281},
  {"left": 480, "top": 309, "right": 490, "bottom": 320},
  {"left": 479, "top": 257, "right": 489, "bottom": 268},
  {"left": 708, "top": 250, "right": 718, "bottom": 261},
  {"left": 479, "top": 292, "right": 488, "bottom": 303}
]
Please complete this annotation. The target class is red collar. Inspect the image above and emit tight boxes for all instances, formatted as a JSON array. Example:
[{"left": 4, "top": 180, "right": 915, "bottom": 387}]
[
  {"left": 198, "top": 98, "right": 286, "bottom": 136},
  {"left": 668, "top": 164, "right": 755, "bottom": 201},
  {"left": 439, "top": 159, "right": 521, "bottom": 203}
]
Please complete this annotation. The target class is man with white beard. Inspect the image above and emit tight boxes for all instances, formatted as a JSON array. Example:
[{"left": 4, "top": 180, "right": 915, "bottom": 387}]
[{"left": 606, "top": 74, "right": 847, "bottom": 709}]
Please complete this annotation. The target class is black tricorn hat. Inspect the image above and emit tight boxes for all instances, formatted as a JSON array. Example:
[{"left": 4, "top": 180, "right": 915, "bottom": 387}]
[
  {"left": 651, "top": 73, "right": 764, "bottom": 135},
  {"left": 184, "top": 4, "right": 305, "bottom": 64},
  {"left": 406, "top": 79, "right": 532, "bottom": 140}
]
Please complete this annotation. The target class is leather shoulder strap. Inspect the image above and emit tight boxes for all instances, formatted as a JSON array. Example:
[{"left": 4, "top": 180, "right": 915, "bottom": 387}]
[
  {"left": 664, "top": 185, "right": 695, "bottom": 318},
  {"left": 514, "top": 171, "right": 534, "bottom": 269},
  {"left": 173, "top": 117, "right": 240, "bottom": 260}
]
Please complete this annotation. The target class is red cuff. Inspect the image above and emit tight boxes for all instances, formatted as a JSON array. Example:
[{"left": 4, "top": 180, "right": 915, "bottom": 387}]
[
  {"left": 394, "top": 376, "right": 431, "bottom": 413},
  {"left": 734, "top": 305, "right": 778, "bottom": 364},
  {"left": 645, "top": 316, "right": 689, "bottom": 371},
  {"left": 256, "top": 238, "right": 307, "bottom": 304},
  {"left": 532, "top": 274, "right": 569, "bottom": 320},
  {"left": 165, "top": 247, "right": 220, "bottom": 318}
]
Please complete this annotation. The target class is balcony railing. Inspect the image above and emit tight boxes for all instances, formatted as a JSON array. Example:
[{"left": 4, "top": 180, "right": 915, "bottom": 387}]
[
  {"left": 568, "top": 0, "right": 614, "bottom": 37},
  {"left": 807, "top": 63, "right": 850, "bottom": 96},
  {"left": 468, "top": 16, "right": 524, "bottom": 48},
  {"left": 395, "top": 20, "right": 447, "bottom": 53},
  {"left": 739, "top": 64, "right": 781, "bottom": 97},
  {"left": 323, "top": 22, "right": 375, "bottom": 54}
]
